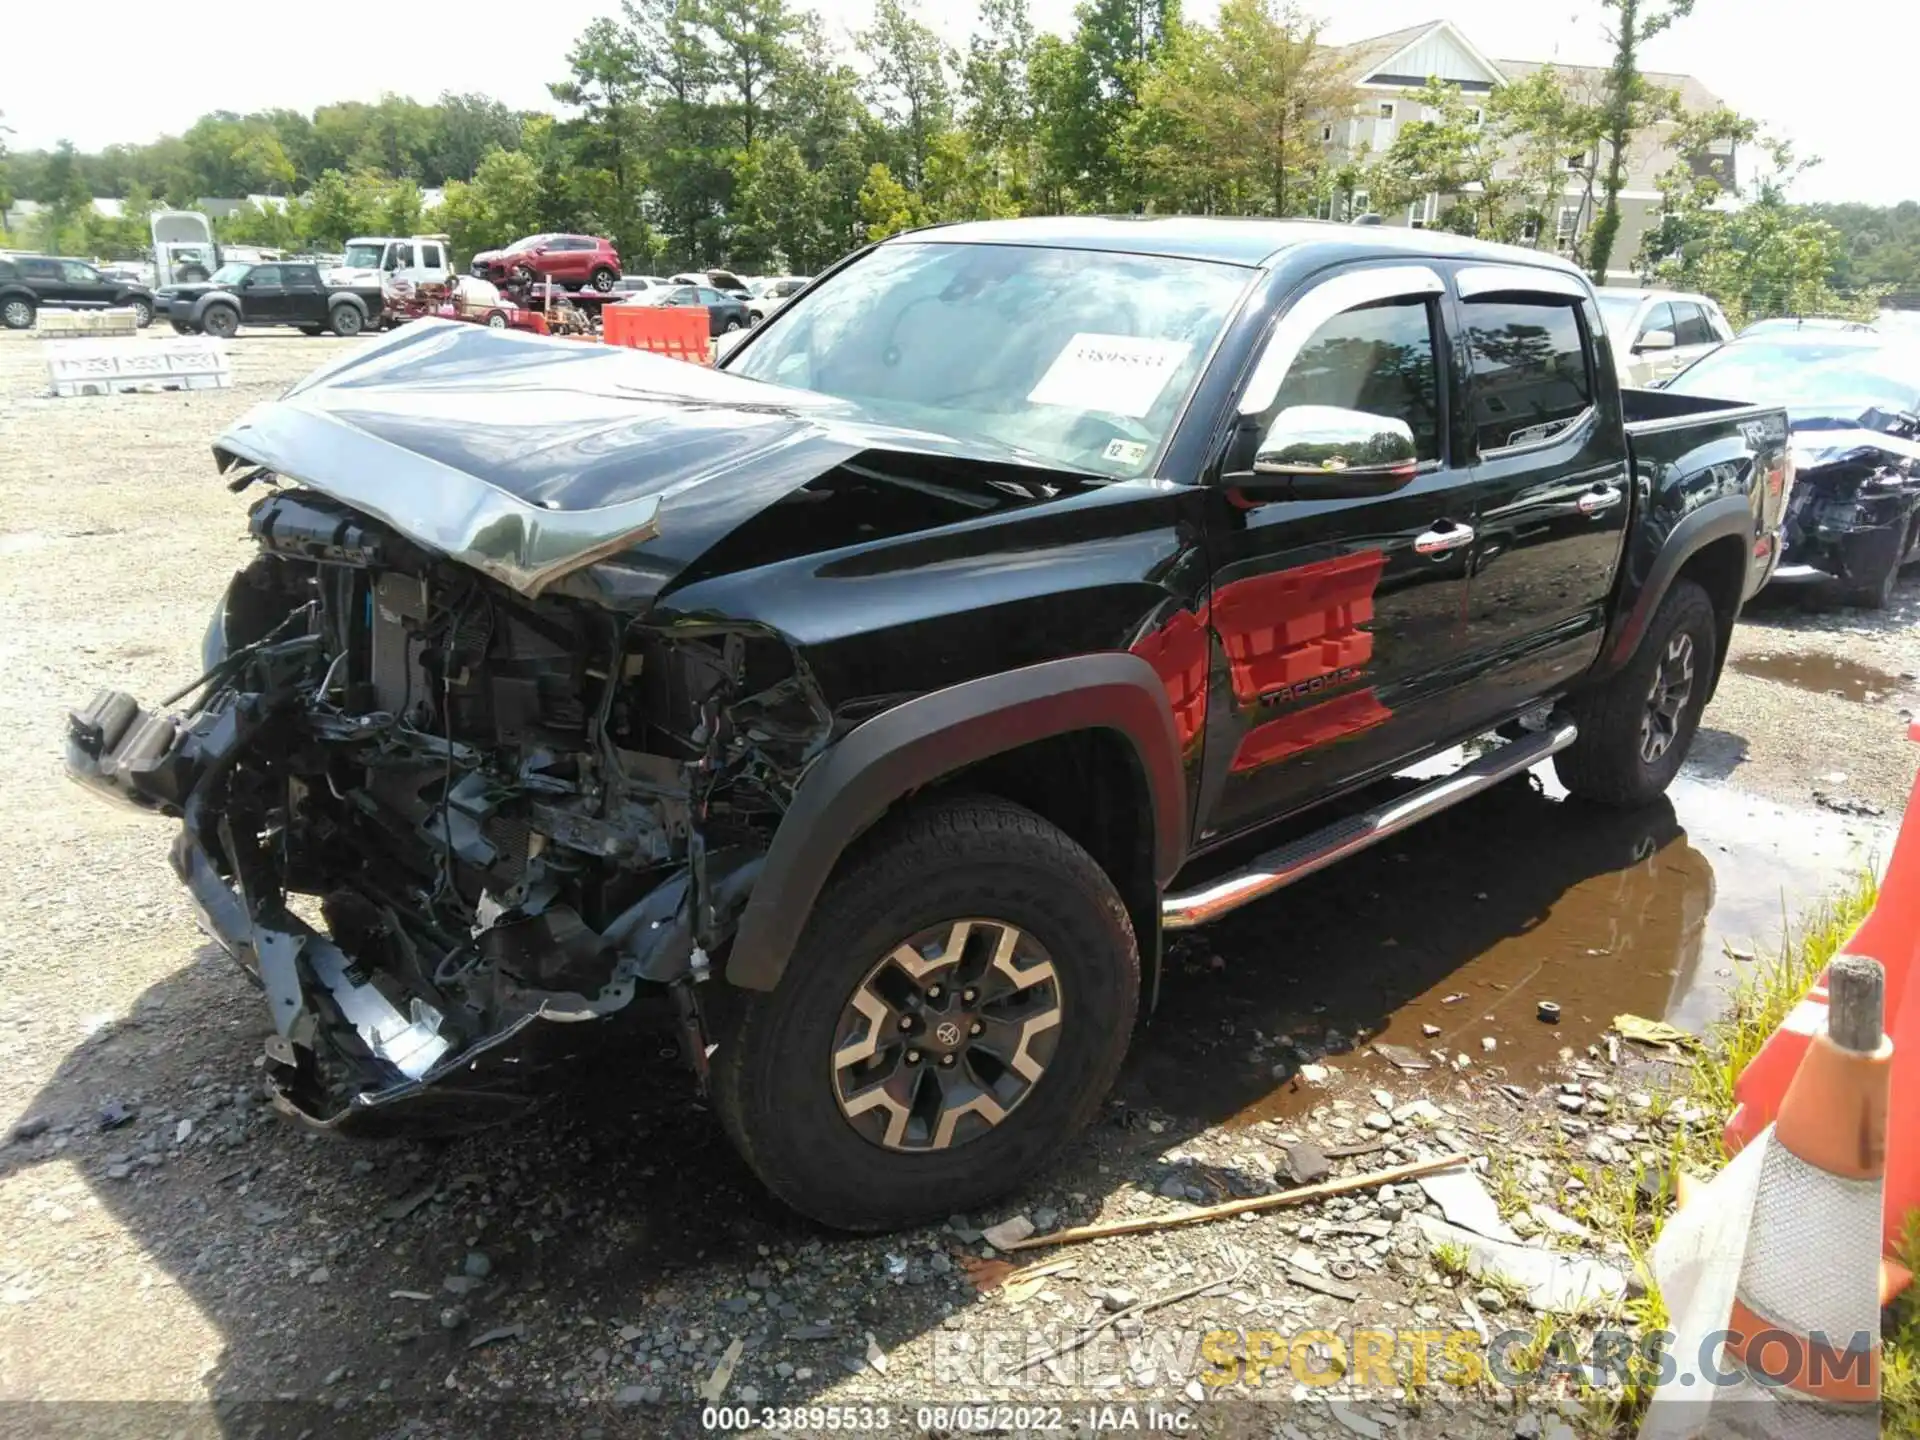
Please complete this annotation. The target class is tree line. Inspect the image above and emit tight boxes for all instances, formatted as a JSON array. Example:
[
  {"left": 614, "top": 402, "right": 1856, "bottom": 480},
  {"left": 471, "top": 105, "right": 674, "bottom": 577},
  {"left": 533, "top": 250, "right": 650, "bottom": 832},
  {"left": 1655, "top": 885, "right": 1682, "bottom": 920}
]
[{"left": 1, "top": 0, "right": 1914, "bottom": 319}]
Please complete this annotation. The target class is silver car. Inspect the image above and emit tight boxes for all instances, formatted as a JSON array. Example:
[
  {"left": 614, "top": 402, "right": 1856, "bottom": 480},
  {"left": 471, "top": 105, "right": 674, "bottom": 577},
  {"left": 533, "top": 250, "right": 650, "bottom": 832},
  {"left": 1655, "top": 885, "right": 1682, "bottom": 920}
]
[{"left": 1594, "top": 288, "right": 1733, "bottom": 387}]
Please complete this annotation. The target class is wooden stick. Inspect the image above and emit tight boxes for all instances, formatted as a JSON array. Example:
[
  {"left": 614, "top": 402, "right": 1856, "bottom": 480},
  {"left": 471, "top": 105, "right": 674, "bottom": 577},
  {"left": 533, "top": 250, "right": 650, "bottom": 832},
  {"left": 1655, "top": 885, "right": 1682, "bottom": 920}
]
[{"left": 1003, "top": 1151, "right": 1469, "bottom": 1251}]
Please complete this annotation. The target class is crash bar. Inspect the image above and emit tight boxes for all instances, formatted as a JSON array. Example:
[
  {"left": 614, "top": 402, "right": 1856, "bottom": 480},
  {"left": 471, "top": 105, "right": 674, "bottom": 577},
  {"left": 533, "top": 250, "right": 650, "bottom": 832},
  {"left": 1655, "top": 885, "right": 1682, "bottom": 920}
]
[{"left": 1160, "top": 720, "right": 1579, "bottom": 929}]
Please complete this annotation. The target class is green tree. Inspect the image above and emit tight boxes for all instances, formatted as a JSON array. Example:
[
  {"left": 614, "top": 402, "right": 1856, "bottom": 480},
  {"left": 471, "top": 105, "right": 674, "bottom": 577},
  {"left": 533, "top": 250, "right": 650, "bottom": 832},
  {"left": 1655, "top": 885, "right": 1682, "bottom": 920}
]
[
  {"left": 423, "top": 94, "right": 524, "bottom": 184},
  {"left": 1587, "top": 0, "right": 1693, "bottom": 282},
  {"left": 963, "top": 0, "right": 1036, "bottom": 152},
  {"left": 858, "top": 0, "right": 953, "bottom": 190},
  {"left": 1486, "top": 66, "right": 1608, "bottom": 251},
  {"left": 858, "top": 162, "right": 926, "bottom": 240},
  {"left": 0, "top": 111, "right": 14, "bottom": 219},
  {"left": 1364, "top": 78, "right": 1509, "bottom": 237},
  {"left": 551, "top": 15, "right": 652, "bottom": 262},
  {"left": 1068, "top": 0, "right": 1181, "bottom": 209},
  {"left": 731, "top": 135, "right": 826, "bottom": 269},
  {"left": 1134, "top": 0, "right": 1353, "bottom": 217},
  {"left": 304, "top": 169, "right": 373, "bottom": 248},
  {"left": 703, "top": 0, "right": 794, "bottom": 149}
]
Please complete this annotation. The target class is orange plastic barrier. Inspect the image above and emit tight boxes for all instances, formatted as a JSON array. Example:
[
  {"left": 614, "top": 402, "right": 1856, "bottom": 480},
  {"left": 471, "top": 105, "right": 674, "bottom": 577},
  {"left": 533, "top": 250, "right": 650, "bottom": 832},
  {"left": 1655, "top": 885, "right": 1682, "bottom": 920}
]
[
  {"left": 602, "top": 304, "right": 712, "bottom": 364},
  {"left": 1725, "top": 722, "right": 1920, "bottom": 1253}
]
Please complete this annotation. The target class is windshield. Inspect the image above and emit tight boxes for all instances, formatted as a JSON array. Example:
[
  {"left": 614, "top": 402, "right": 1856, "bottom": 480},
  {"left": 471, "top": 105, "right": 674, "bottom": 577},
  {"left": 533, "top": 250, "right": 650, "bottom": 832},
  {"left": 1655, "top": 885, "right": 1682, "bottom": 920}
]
[
  {"left": 209, "top": 263, "right": 251, "bottom": 286},
  {"left": 1594, "top": 293, "right": 1642, "bottom": 332},
  {"left": 1667, "top": 341, "right": 1920, "bottom": 414},
  {"left": 727, "top": 242, "right": 1251, "bottom": 477},
  {"left": 342, "top": 243, "right": 385, "bottom": 269}
]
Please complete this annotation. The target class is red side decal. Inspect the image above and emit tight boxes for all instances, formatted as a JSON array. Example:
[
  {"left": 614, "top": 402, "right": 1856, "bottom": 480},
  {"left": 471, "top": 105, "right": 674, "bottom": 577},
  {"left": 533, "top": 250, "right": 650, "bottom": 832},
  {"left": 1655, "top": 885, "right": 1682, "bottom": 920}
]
[
  {"left": 1230, "top": 689, "right": 1393, "bottom": 772},
  {"left": 1211, "top": 550, "right": 1385, "bottom": 704},
  {"left": 1130, "top": 602, "right": 1210, "bottom": 749}
]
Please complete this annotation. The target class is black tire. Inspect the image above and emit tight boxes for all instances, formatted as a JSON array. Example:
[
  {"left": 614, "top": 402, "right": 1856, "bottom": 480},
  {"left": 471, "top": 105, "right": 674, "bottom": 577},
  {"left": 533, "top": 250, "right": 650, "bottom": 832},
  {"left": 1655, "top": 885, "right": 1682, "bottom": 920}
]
[
  {"left": 723, "top": 316, "right": 743, "bottom": 332},
  {"left": 589, "top": 267, "right": 617, "bottom": 292},
  {"left": 1, "top": 296, "right": 34, "bottom": 331},
  {"left": 511, "top": 263, "right": 536, "bottom": 284},
  {"left": 129, "top": 298, "right": 154, "bottom": 328},
  {"left": 298, "top": 325, "right": 324, "bottom": 336},
  {"left": 1554, "top": 579, "right": 1717, "bottom": 807},
  {"left": 200, "top": 305, "right": 240, "bottom": 339},
  {"left": 1844, "top": 548, "right": 1901, "bottom": 610},
  {"left": 329, "top": 304, "right": 363, "bottom": 338},
  {"left": 713, "top": 795, "right": 1139, "bottom": 1231},
  {"left": 170, "top": 319, "right": 195, "bottom": 335}
]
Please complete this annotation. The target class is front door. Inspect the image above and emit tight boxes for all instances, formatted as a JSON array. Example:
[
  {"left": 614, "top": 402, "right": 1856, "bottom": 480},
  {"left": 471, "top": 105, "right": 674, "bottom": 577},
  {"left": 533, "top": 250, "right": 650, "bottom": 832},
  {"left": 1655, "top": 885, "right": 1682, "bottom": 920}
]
[
  {"left": 241, "top": 265, "right": 289, "bottom": 322},
  {"left": 1193, "top": 264, "right": 1479, "bottom": 845},
  {"left": 58, "top": 260, "right": 112, "bottom": 308},
  {"left": 1448, "top": 268, "right": 1632, "bottom": 728}
]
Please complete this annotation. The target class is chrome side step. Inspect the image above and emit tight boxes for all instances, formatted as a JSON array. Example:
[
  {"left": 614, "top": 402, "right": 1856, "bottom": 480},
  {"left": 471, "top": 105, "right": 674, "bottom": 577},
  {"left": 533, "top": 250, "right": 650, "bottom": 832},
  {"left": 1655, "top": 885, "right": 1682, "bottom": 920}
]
[{"left": 1161, "top": 721, "right": 1579, "bottom": 929}]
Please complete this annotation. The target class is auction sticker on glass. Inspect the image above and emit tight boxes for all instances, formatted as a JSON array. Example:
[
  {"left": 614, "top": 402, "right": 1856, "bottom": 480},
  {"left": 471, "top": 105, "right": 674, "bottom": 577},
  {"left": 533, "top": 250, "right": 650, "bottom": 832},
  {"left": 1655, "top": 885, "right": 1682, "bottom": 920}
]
[{"left": 1028, "top": 333, "right": 1192, "bottom": 417}]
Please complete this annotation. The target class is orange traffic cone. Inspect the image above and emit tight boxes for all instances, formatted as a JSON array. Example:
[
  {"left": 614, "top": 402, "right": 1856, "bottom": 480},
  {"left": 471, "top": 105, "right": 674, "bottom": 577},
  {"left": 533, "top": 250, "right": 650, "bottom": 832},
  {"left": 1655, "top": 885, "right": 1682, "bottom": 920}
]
[
  {"left": 1644, "top": 954, "right": 1891, "bottom": 1439},
  {"left": 1719, "top": 953, "right": 1889, "bottom": 1434}
]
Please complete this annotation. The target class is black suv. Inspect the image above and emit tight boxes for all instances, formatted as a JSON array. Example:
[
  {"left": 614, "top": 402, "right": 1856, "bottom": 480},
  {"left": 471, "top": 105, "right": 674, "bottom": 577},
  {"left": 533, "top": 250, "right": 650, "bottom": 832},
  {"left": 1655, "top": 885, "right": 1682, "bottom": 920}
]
[
  {"left": 159, "top": 262, "right": 373, "bottom": 339},
  {"left": 0, "top": 255, "right": 157, "bottom": 330}
]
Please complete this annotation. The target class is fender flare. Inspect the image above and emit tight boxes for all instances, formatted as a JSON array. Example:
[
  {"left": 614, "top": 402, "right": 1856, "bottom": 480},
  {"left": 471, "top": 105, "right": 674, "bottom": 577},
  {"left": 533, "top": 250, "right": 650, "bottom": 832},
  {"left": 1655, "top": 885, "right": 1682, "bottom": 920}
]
[
  {"left": 192, "top": 292, "right": 242, "bottom": 327},
  {"left": 725, "top": 652, "right": 1188, "bottom": 991},
  {"left": 327, "top": 292, "right": 370, "bottom": 317},
  {"left": 1600, "top": 493, "right": 1754, "bottom": 672}
]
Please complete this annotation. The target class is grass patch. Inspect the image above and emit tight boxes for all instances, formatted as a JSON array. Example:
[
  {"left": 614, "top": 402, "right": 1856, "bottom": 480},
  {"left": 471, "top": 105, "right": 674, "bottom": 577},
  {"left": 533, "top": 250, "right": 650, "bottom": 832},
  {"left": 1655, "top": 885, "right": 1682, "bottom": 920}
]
[{"left": 1884, "top": 1213, "right": 1920, "bottom": 1435}]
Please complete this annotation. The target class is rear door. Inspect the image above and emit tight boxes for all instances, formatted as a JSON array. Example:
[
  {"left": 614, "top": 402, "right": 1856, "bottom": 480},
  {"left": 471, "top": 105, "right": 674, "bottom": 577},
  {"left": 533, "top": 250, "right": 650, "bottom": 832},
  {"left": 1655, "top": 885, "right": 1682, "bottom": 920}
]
[
  {"left": 1448, "top": 266, "right": 1632, "bottom": 729},
  {"left": 1193, "top": 263, "right": 1480, "bottom": 844},
  {"left": 284, "top": 265, "right": 327, "bottom": 323},
  {"left": 241, "top": 264, "right": 288, "bottom": 322}
]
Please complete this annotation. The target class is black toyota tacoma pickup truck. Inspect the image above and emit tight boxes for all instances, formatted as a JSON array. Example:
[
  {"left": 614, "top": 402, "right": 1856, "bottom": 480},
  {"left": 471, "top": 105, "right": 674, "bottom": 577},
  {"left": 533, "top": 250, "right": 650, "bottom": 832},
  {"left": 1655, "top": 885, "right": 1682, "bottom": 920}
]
[
  {"left": 67, "top": 219, "right": 1789, "bottom": 1230},
  {"left": 158, "top": 261, "right": 374, "bottom": 339}
]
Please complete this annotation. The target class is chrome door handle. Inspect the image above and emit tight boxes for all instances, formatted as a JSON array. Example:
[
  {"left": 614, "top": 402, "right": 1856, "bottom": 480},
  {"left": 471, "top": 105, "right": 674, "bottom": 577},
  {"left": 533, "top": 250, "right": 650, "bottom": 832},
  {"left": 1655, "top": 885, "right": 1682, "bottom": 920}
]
[
  {"left": 1578, "top": 486, "right": 1623, "bottom": 516},
  {"left": 1414, "top": 522, "right": 1475, "bottom": 555}
]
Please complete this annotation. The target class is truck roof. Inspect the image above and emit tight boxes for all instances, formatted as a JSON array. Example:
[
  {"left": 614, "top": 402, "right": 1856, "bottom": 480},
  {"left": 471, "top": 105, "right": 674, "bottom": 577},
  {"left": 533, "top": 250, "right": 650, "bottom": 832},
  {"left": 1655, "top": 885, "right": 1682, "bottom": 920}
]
[{"left": 895, "top": 216, "right": 1591, "bottom": 277}]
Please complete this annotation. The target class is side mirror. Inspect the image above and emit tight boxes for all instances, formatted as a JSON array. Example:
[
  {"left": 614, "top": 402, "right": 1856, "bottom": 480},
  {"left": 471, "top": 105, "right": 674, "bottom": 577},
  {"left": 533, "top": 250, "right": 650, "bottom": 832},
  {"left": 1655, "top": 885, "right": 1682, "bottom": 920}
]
[
  {"left": 1229, "top": 406, "right": 1419, "bottom": 500},
  {"left": 1636, "top": 329, "right": 1676, "bottom": 353}
]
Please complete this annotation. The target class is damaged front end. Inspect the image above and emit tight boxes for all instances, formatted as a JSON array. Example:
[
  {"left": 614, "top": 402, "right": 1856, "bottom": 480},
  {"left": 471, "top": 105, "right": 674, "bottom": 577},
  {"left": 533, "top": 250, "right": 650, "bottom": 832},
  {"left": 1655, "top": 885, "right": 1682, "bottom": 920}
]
[
  {"left": 1776, "top": 411, "right": 1920, "bottom": 592},
  {"left": 67, "top": 485, "right": 826, "bottom": 1131}
]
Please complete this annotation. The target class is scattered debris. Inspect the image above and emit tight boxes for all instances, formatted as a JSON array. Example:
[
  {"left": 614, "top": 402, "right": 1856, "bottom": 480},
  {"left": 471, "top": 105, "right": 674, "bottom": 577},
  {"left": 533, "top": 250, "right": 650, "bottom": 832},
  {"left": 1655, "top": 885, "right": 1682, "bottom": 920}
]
[
  {"left": 8, "top": 1117, "right": 50, "bottom": 1143},
  {"left": 1006, "top": 1153, "right": 1468, "bottom": 1250},
  {"left": 1283, "top": 1142, "right": 1331, "bottom": 1184},
  {"left": 864, "top": 1333, "right": 889, "bottom": 1375},
  {"left": 1415, "top": 1216, "right": 1626, "bottom": 1314},
  {"left": 1371, "top": 1043, "right": 1432, "bottom": 1072},
  {"left": 1417, "top": 1166, "right": 1520, "bottom": 1243},
  {"left": 1327, "top": 1406, "right": 1387, "bottom": 1439},
  {"left": 1013, "top": 1260, "right": 1250, "bottom": 1374},
  {"left": 1613, "top": 1014, "right": 1699, "bottom": 1050},
  {"left": 699, "top": 1337, "right": 745, "bottom": 1402},
  {"left": 981, "top": 1215, "right": 1035, "bottom": 1250},
  {"left": 380, "top": 1188, "right": 437, "bottom": 1221},
  {"left": 389, "top": 1290, "right": 434, "bottom": 1302},
  {"left": 467, "top": 1323, "right": 525, "bottom": 1350},
  {"left": 1297, "top": 1063, "right": 1332, "bottom": 1085},
  {"left": 1536, "top": 1001, "right": 1561, "bottom": 1023},
  {"left": 1003, "top": 1260, "right": 1077, "bottom": 1305},
  {"left": 97, "top": 1101, "right": 136, "bottom": 1130},
  {"left": 1528, "top": 1204, "right": 1597, "bottom": 1242},
  {"left": 1284, "top": 1265, "right": 1361, "bottom": 1302}
]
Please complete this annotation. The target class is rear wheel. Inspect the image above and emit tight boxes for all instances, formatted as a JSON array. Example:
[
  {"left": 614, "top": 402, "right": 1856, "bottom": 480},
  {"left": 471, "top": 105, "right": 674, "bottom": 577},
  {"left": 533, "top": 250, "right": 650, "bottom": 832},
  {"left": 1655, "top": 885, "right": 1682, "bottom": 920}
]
[
  {"left": 129, "top": 298, "right": 154, "bottom": 328},
  {"left": 200, "top": 305, "right": 239, "bottom": 339},
  {"left": 589, "top": 267, "right": 617, "bottom": 292},
  {"left": 713, "top": 795, "right": 1139, "bottom": 1231},
  {"left": 329, "top": 303, "right": 363, "bottom": 338},
  {"left": 1554, "top": 579, "right": 1717, "bottom": 807},
  {"left": 485, "top": 310, "right": 509, "bottom": 329},
  {"left": 723, "top": 316, "right": 743, "bottom": 332},
  {"left": 2, "top": 297, "right": 34, "bottom": 330}
]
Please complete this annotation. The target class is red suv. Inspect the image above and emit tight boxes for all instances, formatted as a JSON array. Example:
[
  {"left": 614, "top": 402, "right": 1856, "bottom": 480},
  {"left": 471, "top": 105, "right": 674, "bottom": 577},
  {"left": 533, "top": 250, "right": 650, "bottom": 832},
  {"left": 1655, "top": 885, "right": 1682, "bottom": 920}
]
[{"left": 471, "top": 234, "right": 622, "bottom": 292}]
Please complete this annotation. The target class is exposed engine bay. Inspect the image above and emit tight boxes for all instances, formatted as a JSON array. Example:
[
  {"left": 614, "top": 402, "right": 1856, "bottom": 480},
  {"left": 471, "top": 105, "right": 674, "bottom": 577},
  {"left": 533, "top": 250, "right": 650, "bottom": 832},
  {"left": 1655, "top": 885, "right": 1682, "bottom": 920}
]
[
  {"left": 68, "top": 484, "right": 829, "bottom": 1129},
  {"left": 1779, "top": 411, "right": 1920, "bottom": 593}
]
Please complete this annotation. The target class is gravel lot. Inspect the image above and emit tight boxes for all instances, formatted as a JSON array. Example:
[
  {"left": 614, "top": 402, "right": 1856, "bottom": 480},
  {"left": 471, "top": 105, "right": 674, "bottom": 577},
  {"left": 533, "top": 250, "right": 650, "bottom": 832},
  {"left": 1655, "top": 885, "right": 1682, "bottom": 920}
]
[{"left": 0, "top": 327, "right": 1912, "bottom": 1439}]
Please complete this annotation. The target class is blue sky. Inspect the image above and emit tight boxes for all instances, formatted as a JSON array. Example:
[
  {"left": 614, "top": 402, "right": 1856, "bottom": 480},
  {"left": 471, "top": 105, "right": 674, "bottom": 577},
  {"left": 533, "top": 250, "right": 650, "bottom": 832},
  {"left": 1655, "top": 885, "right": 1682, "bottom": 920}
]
[{"left": 7, "top": 0, "right": 1911, "bottom": 206}]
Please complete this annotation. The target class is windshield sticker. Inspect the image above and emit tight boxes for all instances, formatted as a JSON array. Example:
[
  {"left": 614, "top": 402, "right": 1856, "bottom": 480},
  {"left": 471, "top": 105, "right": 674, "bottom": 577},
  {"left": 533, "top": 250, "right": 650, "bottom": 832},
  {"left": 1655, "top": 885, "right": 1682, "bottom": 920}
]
[
  {"left": 1028, "top": 334, "right": 1193, "bottom": 418},
  {"left": 1103, "top": 438, "right": 1149, "bottom": 466}
]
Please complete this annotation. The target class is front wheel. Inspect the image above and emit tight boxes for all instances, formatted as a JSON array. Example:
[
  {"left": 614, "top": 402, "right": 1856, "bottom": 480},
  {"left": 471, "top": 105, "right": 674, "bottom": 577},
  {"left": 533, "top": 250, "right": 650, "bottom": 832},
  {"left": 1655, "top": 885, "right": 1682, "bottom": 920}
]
[
  {"left": 1844, "top": 546, "right": 1902, "bottom": 610},
  {"left": 170, "top": 319, "right": 195, "bottom": 335},
  {"left": 199, "top": 305, "right": 240, "bottom": 339},
  {"left": 129, "top": 298, "right": 154, "bottom": 328},
  {"left": 713, "top": 795, "right": 1139, "bottom": 1231},
  {"left": 1554, "top": 579, "right": 1717, "bottom": 807}
]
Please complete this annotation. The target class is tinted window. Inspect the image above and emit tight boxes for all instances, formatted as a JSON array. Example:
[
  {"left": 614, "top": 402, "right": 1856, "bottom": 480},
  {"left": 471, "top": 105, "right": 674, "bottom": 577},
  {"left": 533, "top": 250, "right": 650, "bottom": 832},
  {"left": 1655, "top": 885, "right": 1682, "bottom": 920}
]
[
  {"left": 1636, "top": 302, "right": 1675, "bottom": 345},
  {"left": 668, "top": 287, "right": 698, "bottom": 305},
  {"left": 248, "top": 265, "right": 283, "bottom": 287},
  {"left": 60, "top": 260, "right": 102, "bottom": 283},
  {"left": 561, "top": 237, "right": 594, "bottom": 251},
  {"left": 1463, "top": 298, "right": 1593, "bottom": 451},
  {"left": 421, "top": 244, "right": 443, "bottom": 268},
  {"left": 286, "top": 266, "right": 320, "bottom": 288},
  {"left": 1671, "top": 303, "right": 1715, "bottom": 347},
  {"left": 773, "top": 279, "right": 804, "bottom": 298},
  {"left": 697, "top": 287, "right": 726, "bottom": 304},
  {"left": 1271, "top": 299, "right": 1443, "bottom": 463},
  {"left": 389, "top": 245, "right": 415, "bottom": 270},
  {"left": 20, "top": 258, "right": 61, "bottom": 280}
]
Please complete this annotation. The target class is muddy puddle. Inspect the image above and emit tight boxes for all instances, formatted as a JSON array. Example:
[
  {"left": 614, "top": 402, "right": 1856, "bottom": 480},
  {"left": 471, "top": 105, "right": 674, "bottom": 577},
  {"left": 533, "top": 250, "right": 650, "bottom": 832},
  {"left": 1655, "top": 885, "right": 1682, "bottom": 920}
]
[
  {"left": 1122, "top": 763, "right": 1890, "bottom": 1131},
  {"left": 1730, "top": 650, "right": 1911, "bottom": 704}
]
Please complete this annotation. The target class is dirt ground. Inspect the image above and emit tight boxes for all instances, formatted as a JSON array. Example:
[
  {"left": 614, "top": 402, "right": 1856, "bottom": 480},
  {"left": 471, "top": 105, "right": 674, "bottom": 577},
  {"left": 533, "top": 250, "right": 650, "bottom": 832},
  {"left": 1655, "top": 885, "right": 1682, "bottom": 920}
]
[{"left": 0, "top": 326, "right": 1913, "bottom": 1439}]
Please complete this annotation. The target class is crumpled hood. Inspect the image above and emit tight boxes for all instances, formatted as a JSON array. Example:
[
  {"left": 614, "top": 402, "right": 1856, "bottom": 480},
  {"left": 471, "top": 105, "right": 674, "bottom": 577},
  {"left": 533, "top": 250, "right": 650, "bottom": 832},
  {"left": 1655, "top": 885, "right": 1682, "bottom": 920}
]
[
  {"left": 1786, "top": 403, "right": 1920, "bottom": 476},
  {"left": 212, "top": 320, "right": 1060, "bottom": 603}
]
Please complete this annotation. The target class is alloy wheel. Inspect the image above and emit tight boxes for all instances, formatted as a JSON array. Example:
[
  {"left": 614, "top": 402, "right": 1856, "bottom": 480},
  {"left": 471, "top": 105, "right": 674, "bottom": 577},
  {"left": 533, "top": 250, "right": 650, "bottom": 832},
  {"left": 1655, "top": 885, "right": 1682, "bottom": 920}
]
[
  {"left": 831, "top": 918, "right": 1064, "bottom": 1153},
  {"left": 1640, "top": 631, "right": 1695, "bottom": 763},
  {"left": 2, "top": 300, "right": 31, "bottom": 329}
]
